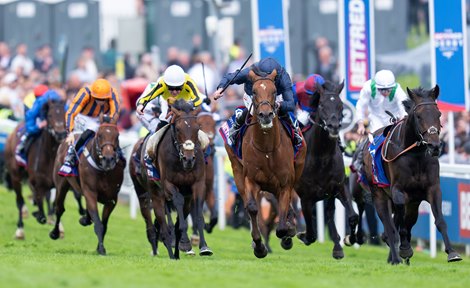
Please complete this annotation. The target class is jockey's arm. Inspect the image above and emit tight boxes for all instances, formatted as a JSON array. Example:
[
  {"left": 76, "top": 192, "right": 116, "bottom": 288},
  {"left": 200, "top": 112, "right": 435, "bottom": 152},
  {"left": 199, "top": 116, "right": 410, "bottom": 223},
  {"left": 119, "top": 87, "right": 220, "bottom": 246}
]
[
  {"left": 278, "top": 71, "right": 295, "bottom": 114},
  {"left": 65, "top": 88, "right": 89, "bottom": 133},
  {"left": 108, "top": 88, "right": 120, "bottom": 118},
  {"left": 136, "top": 80, "right": 164, "bottom": 112}
]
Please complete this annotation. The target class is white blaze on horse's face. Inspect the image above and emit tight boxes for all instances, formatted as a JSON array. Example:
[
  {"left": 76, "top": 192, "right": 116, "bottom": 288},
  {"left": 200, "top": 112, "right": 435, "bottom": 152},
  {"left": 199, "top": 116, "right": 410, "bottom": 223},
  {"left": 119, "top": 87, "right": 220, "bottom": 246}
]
[
  {"left": 183, "top": 140, "right": 195, "bottom": 151},
  {"left": 260, "top": 83, "right": 267, "bottom": 90}
]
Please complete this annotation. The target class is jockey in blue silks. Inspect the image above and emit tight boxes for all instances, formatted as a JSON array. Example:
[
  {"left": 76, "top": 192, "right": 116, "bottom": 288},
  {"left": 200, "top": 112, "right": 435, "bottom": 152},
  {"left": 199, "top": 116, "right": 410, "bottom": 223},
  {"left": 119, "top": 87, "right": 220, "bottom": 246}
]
[
  {"left": 16, "top": 90, "right": 63, "bottom": 166},
  {"left": 292, "top": 73, "right": 325, "bottom": 127},
  {"left": 212, "top": 57, "right": 302, "bottom": 146}
]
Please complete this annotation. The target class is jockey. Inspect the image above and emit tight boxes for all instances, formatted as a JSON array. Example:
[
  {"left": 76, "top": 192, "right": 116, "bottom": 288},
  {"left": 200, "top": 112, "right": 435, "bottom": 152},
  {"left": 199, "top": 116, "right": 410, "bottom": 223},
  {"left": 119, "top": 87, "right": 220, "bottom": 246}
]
[
  {"left": 292, "top": 74, "right": 325, "bottom": 127},
  {"left": 212, "top": 57, "right": 302, "bottom": 146},
  {"left": 15, "top": 89, "right": 62, "bottom": 166},
  {"left": 356, "top": 69, "right": 408, "bottom": 135},
  {"left": 59, "top": 78, "right": 120, "bottom": 174},
  {"left": 135, "top": 64, "right": 205, "bottom": 180},
  {"left": 23, "top": 84, "right": 48, "bottom": 113}
]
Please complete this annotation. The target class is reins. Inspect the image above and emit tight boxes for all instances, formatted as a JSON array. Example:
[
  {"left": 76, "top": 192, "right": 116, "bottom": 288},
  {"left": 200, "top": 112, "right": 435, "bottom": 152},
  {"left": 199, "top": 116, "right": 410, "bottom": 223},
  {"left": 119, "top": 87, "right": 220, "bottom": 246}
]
[{"left": 381, "top": 102, "right": 439, "bottom": 163}]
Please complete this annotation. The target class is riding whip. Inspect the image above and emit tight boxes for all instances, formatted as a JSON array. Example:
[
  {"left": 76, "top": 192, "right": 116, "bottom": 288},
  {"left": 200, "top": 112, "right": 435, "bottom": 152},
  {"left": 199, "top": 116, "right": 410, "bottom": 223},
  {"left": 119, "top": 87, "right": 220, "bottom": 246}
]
[
  {"left": 214, "top": 52, "right": 253, "bottom": 100},
  {"left": 201, "top": 61, "right": 211, "bottom": 105}
]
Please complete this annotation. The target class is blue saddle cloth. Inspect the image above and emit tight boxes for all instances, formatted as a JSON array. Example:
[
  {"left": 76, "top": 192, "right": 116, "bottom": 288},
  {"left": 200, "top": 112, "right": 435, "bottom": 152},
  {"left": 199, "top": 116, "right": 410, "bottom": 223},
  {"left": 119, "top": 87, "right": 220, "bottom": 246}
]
[
  {"left": 219, "top": 108, "right": 303, "bottom": 160},
  {"left": 368, "top": 134, "right": 390, "bottom": 187}
]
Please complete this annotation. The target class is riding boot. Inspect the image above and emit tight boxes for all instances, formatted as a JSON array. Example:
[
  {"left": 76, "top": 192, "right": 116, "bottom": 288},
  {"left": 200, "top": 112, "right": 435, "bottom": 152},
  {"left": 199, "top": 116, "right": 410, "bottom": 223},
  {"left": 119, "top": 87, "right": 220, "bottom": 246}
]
[
  {"left": 229, "top": 108, "right": 248, "bottom": 144},
  {"left": 15, "top": 133, "right": 28, "bottom": 166},
  {"left": 285, "top": 114, "right": 303, "bottom": 147},
  {"left": 155, "top": 120, "right": 168, "bottom": 132},
  {"left": 143, "top": 153, "right": 159, "bottom": 181},
  {"left": 63, "top": 145, "right": 77, "bottom": 167}
]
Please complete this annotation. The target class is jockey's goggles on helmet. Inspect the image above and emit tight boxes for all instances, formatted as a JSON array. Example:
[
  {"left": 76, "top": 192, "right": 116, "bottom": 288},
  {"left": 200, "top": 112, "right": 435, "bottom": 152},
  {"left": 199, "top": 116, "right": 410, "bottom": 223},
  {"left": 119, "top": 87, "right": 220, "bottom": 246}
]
[
  {"left": 167, "top": 84, "right": 183, "bottom": 91},
  {"left": 378, "top": 88, "right": 392, "bottom": 93}
]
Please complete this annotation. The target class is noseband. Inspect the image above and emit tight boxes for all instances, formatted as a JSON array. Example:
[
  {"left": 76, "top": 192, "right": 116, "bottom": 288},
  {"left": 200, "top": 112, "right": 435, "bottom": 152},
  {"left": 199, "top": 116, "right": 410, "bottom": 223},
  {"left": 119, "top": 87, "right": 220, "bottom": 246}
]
[
  {"left": 413, "top": 102, "right": 440, "bottom": 146},
  {"left": 171, "top": 115, "right": 199, "bottom": 161},
  {"left": 250, "top": 77, "right": 277, "bottom": 125}
]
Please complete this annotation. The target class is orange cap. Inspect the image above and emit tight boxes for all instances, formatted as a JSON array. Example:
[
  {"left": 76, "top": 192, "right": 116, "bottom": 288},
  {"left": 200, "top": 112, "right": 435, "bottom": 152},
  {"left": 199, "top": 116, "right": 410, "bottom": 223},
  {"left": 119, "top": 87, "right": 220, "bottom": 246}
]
[{"left": 90, "top": 79, "right": 112, "bottom": 99}]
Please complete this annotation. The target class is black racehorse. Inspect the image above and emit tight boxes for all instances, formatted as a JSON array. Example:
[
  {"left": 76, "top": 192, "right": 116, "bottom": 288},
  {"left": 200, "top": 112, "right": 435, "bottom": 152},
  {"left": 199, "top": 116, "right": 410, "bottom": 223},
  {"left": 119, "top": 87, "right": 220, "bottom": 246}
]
[
  {"left": 295, "top": 80, "right": 359, "bottom": 259},
  {"left": 361, "top": 85, "right": 462, "bottom": 264}
]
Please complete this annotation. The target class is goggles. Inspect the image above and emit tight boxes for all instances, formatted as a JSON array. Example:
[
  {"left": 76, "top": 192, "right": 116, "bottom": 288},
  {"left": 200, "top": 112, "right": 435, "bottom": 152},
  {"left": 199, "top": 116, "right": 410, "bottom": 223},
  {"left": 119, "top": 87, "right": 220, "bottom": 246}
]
[{"left": 167, "top": 85, "right": 183, "bottom": 91}]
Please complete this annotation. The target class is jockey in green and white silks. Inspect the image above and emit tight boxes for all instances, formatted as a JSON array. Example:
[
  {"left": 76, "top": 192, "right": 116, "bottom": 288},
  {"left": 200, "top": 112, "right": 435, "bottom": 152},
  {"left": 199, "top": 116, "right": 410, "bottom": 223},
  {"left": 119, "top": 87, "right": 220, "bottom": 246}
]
[{"left": 356, "top": 69, "right": 408, "bottom": 134}]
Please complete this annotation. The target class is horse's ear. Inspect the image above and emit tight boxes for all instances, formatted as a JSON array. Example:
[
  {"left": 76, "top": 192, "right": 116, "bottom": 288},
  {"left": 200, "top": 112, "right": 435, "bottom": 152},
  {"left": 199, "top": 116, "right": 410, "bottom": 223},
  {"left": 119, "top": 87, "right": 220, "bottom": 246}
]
[
  {"left": 402, "top": 99, "right": 413, "bottom": 114},
  {"left": 406, "top": 87, "right": 416, "bottom": 101},
  {"left": 315, "top": 81, "right": 324, "bottom": 95},
  {"left": 248, "top": 69, "right": 257, "bottom": 82},
  {"left": 336, "top": 80, "right": 345, "bottom": 94},
  {"left": 111, "top": 112, "right": 119, "bottom": 124},
  {"left": 268, "top": 69, "right": 277, "bottom": 81},
  {"left": 431, "top": 84, "right": 440, "bottom": 101}
]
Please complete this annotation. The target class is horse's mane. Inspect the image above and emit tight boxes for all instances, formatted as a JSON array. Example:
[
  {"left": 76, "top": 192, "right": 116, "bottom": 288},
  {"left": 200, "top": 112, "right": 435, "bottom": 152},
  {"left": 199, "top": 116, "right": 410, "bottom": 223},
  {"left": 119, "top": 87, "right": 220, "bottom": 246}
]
[
  {"left": 173, "top": 99, "right": 195, "bottom": 113},
  {"left": 402, "top": 86, "right": 432, "bottom": 113}
]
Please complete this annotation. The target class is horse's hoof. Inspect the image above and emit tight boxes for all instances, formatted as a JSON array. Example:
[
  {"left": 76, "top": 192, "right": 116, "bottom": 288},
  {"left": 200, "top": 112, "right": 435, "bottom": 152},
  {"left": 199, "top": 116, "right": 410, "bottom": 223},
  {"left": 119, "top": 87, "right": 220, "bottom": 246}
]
[
  {"left": 79, "top": 217, "right": 92, "bottom": 226},
  {"left": 185, "top": 249, "right": 196, "bottom": 256},
  {"left": 344, "top": 235, "right": 353, "bottom": 247},
  {"left": 448, "top": 252, "right": 463, "bottom": 262},
  {"left": 332, "top": 249, "right": 344, "bottom": 260},
  {"left": 281, "top": 237, "right": 293, "bottom": 250},
  {"left": 190, "top": 234, "right": 200, "bottom": 247},
  {"left": 199, "top": 247, "right": 213, "bottom": 256},
  {"left": 15, "top": 228, "right": 25, "bottom": 240},
  {"left": 49, "top": 229, "right": 60, "bottom": 240},
  {"left": 399, "top": 247, "right": 413, "bottom": 259},
  {"left": 296, "top": 232, "right": 315, "bottom": 246},
  {"left": 179, "top": 239, "right": 192, "bottom": 252},
  {"left": 404, "top": 257, "right": 411, "bottom": 266},
  {"left": 97, "top": 245, "right": 107, "bottom": 256},
  {"left": 252, "top": 242, "right": 268, "bottom": 259}
]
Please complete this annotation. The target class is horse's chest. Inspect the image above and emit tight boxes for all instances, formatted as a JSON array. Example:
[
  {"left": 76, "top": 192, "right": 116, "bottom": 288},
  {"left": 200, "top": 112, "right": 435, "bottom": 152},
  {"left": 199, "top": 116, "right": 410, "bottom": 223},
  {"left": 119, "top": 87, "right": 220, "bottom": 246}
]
[{"left": 244, "top": 158, "right": 292, "bottom": 188}]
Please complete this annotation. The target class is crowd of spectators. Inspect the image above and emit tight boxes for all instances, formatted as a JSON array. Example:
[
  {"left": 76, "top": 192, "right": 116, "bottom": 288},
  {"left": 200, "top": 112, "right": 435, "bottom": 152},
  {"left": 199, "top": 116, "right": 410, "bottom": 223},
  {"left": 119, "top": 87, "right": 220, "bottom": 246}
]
[{"left": 1, "top": 37, "right": 470, "bottom": 165}]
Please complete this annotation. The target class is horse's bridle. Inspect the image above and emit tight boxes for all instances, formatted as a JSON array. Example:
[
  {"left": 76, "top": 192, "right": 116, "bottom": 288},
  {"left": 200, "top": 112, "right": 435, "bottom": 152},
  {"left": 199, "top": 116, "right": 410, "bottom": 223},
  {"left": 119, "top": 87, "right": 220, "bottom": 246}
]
[
  {"left": 93, "top": 123, "right": 119, "bottom": 164},
  {"left": 382, "top": 101, "right": 440, "bottom": 162},
  {"left": 249, "top": 77, "right": 277, "bottom": 126},
  {"left": 309, "top": 92, "right": 342, "bottom": 131},
  {"left": 171, "top": 114, "right": 200, "bottom": 161},
  {"left": 412, "top": 102, "right": 440, "bottom": 146}
]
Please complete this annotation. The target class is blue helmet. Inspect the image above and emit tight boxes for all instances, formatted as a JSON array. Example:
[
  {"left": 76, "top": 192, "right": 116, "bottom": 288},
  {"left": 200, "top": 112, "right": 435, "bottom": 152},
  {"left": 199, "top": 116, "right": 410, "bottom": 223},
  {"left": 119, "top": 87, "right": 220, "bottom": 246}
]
[{"left": 257, "top": 57, "right": 280, "bottom": 74}]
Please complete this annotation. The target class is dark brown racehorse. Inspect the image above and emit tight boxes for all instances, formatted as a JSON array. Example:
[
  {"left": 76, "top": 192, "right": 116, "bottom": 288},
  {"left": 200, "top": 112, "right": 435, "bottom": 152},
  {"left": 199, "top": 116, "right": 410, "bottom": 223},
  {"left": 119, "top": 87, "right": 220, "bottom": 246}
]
[
  {"left": 4, "top": 99, "right": 67, "bottom": 239},
  {"left": 130, "top": 99, "right": 211, "bottom": 259},
  {"left": 225, "top": 69, "right": 306, "bottom": 258},
  {"left": 361, "top": 85, "right": 462, "bottom": 264},
  {"left": 50, "top": 113, "right": 124, "bottom": 255},
  {"left": 295, "top": 80, "right": 359, "bottom": 259}
]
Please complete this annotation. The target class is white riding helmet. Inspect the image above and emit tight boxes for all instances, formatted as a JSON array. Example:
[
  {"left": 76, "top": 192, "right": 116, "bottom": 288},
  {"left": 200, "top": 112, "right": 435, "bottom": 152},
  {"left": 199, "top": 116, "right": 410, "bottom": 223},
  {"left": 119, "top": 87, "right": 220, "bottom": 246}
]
[
  {"left": 163, "top": 65, "right": 185, "bottom": 87},
  {"left": 374, "top": 70, "right": 396, "bottom": 89}
]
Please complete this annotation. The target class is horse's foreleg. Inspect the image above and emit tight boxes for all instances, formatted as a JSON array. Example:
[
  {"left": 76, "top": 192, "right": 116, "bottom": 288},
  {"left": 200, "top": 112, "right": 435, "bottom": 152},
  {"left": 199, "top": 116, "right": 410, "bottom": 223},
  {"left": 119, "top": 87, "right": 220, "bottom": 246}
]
[
  {"left": 276, "top": 187, "right": 295, "bottom": 250},
  {"left": 83, "top": 194, "right": 106, "bottom": 255},
  {"left": 429, "top": 187, "right": 462, "bottom": 262},
  {"left": 193, "top": 181, "right": 212, "bottom": 256},
  {"left": 101, "top": 200, "right": 117, "bottom": 250},
  {"left": 400, "top": 201, "right": 419, "bottom": 261},
  {"left": 153, "top": 196, "right": 174, "bottom": 259},
  {"left": 338, "top": 183, "right": 359, "bottom": 246},
  {"left": 243, "top": 179, "right": 267, "bottom": 258},
  {"left": 32, "top": 187, "right": 47, "bottom": 225},
  {"left": 391, "top": 186, "right": 408, "bottom": 260},
  {"left": 72, "top": 188, "right": 86, "bottom": 216},
  {"left": 49, "top": 182, "right": 69, "bottom": 240},
  {"left": 204, "top": 184, "right": 218, "bottom": 234},
  {"left": 325, "top": 197, "right": 344, "bottom": 260},
  {"left": 297, "top": 197, "right": 316, "bottom": 245},
  {"left": 134, "top": 176, "right": 158, "bottom": 256},
  {"left": 12, "top": 179, "right": 25, "bottom": 239},
  {"left": 373, "top": 192, "right": 401, "bottom": 264}
]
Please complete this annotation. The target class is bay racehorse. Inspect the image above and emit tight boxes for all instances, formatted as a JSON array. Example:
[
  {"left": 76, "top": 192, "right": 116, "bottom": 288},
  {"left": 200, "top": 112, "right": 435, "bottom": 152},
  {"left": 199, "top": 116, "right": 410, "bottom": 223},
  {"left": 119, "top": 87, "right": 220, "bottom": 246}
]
[
  {"left": 295, "top": 80, "right": 359, "bottom": 259},
  {"left": 4, "top": 98, "right": 67, "bottom": 239},
  {"left": 130, "top": 99, "right": 211, "bottom": 259},
  {"left": 361, "top": 85, "right": 462, "bottom": 264},
  {"left": 224, "top": 69, "right": 306, "bottom": 258},
  {"left": 50, "top": 113, "right": 124, "bottom": 255}
]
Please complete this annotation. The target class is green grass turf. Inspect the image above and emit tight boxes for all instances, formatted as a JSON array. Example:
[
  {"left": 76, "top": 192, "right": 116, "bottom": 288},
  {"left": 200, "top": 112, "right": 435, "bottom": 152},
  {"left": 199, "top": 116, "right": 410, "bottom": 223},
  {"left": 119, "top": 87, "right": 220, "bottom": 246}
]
[{"left": 0, "top": 185, "right": 469, "bottom": 288}]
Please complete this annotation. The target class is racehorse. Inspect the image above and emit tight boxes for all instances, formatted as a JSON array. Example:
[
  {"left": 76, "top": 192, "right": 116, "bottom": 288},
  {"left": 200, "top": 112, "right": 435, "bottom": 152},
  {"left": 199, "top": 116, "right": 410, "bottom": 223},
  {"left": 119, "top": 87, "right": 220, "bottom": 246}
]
[
  {"left": 4, "top": 98, "right": 67, "bottom": 239},
  {"left": 50, "top": 113, "right": 124, "bottom": 255},
  {"left": 295, "top": 80, "right": 359, "bottom": 259},
  {"left": 361, "top": 85, "right": 462, "bottom": 264},
  {"left": 130, "top": 99, "right": 211, "bottom": 259},
  {"left": 224, "top": 69, "right": 306, "bottom": 258}
]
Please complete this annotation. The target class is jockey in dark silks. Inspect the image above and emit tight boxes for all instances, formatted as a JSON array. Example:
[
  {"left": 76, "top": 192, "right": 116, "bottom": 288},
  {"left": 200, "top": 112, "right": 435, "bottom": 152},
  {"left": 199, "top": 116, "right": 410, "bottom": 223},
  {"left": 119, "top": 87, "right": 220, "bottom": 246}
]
[
  {"left": 212, "top": 57, "right": 302, "bottom": 146},
  {"left": 15, "top": 89, "right": 63, "bottom": 166}
]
